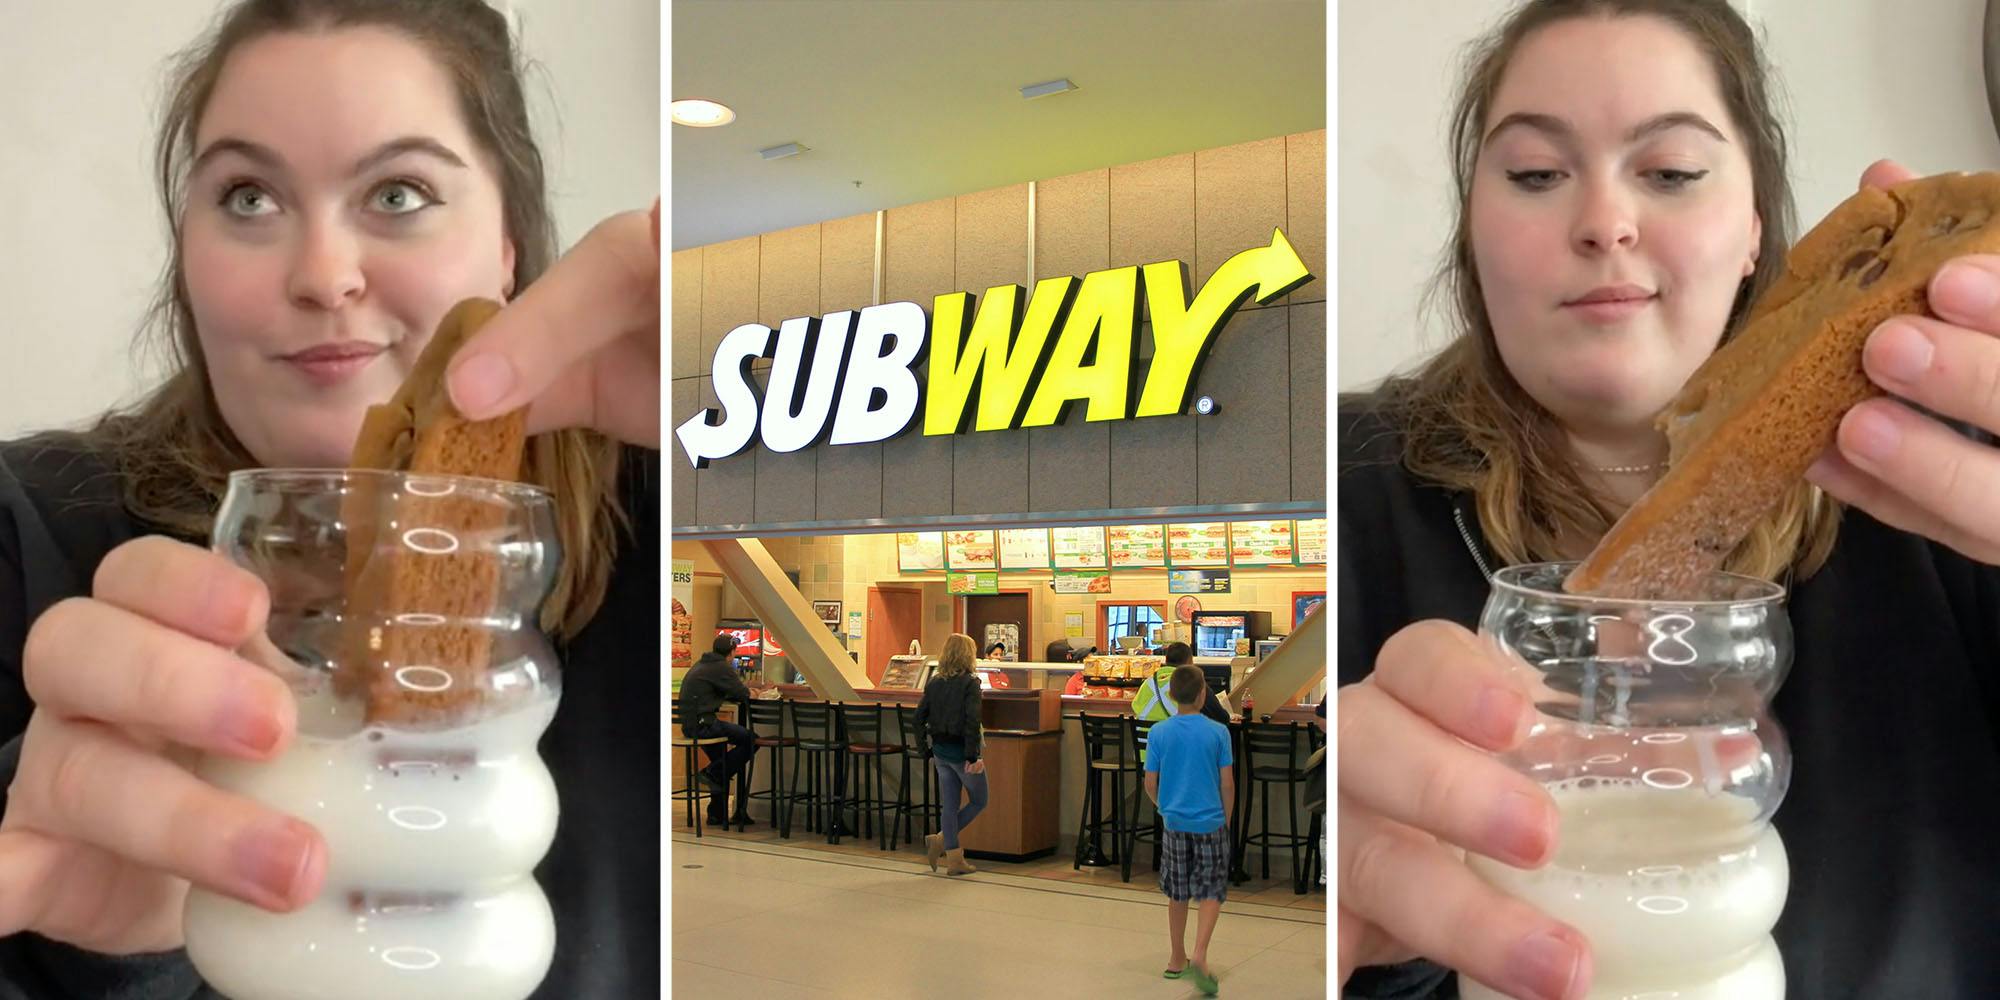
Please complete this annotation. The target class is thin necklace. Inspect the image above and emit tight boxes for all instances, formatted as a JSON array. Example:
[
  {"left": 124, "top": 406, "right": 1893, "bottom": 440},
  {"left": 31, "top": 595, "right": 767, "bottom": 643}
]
[{"left": 1593, "top": 462, "right": 1662, "bottom": 474}]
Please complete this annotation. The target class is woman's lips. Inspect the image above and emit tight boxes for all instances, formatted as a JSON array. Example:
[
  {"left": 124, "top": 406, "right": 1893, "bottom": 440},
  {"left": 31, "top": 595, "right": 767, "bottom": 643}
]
[
  {"left": 282, "top": 344, "right": 385, "bottom": 386},
  {"left": 1562, "top": 291, "right": 1658, "bottom": 324}
]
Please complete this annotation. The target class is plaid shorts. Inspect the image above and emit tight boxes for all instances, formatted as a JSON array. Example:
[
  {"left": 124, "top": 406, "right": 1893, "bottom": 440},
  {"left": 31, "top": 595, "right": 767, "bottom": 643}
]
[{"left": 1158, "top": 827, "right": 1230, "bottom": 902}]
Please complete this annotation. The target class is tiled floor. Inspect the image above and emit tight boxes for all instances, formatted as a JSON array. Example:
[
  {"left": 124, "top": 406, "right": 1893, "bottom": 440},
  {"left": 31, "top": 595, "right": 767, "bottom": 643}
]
[
  {"left": 668, "top": 810, "right": 1327, "bottom": 913},
  {"left": 669, "top": 831, "right": 1328, "bottom": 999}
]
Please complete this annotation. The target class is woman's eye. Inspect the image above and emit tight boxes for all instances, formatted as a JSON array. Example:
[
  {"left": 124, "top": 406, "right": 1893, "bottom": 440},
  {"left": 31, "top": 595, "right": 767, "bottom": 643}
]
[
  {"left": 1646, "top": 168, "right": 1711, "bottom": 191},
  {"left": 370, "top": 180, "right": 440, "bottom": 215},
  {"left": 1505, "top": 169, "right": 1565, "bottom": 192},
  {"left": 221, "top": 183, "right": 277, "bottom": 218}
]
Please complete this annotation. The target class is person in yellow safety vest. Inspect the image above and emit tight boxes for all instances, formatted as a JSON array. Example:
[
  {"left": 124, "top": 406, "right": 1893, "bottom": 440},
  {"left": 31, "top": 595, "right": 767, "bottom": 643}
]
[{"left": 1133, "top": 643, "right": 1233, "bottom": 759}]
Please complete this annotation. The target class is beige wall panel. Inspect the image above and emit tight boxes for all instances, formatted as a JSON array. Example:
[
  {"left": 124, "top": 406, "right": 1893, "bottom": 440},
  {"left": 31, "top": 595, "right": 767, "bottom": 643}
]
[
  {"left": 955, "top": 183, "right": 1030, "bottom": 299},
  {"left": 1035, "top": 168, "right": 1110, "bottom": 284},
  {"left": 700, "top": 235, "right": 760, "bottom": 364},
  {"left": 758, "top": 223, "right": 822, "bottom": 329},
  {"left": 1285, "top": 128, "right": 1328, "bottom": 304},
  {"left": 883, "top": 197, "right": 957, "bottom": 309},
  {"left": 671, "top": 247, "right": 703, "bottom": 379},
  {"left": 1194, "top": 135, "right": 1287, "bottom": 295},
  {"left": 820, "top": 212, "right": 877, "bottom": 315}
]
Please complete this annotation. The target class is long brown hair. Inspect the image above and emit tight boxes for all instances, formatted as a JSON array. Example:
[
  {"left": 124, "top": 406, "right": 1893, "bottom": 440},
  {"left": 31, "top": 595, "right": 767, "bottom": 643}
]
[
  {"left": 1380, "top": 0, "right": 1838, "bottom": 581},
  {"left": 86, "top": 0, "right": 624, "bottom": 636},
  {"left": 935, "top": 633, "right": 977, "bottom": 680}
]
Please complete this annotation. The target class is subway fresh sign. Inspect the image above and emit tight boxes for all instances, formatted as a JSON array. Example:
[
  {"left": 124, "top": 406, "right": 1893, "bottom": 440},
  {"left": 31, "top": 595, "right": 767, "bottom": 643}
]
[{"left": 675, "top": 229, "right": 1310, "bottom": 468}]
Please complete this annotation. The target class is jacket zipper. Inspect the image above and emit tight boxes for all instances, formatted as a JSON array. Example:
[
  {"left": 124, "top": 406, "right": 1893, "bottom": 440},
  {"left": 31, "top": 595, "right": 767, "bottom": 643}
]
[{"left": 1453, "top": 501, "right": 1494, "bottom": 581}]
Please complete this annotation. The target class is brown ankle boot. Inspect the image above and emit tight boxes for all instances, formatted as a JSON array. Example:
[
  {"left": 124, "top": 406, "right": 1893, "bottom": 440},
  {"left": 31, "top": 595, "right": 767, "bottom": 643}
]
[
  {"left": 944, "top": 847, "right": 977, "bottom": 876},
  {"left": 925, "top": 833, "right": 943, "bottom": 872}
]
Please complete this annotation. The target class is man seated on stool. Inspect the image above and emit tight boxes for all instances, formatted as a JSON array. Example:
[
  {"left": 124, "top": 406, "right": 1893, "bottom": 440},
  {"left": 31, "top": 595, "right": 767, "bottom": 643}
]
[{"left": 681, "top": 634, "right": 759, "bottom": 827}]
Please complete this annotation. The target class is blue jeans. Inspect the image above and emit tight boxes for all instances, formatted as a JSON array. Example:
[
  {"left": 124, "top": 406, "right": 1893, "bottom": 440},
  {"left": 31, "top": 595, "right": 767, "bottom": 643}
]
[{"left": 933, "top": 758, "right": 989, "bottom": 850}]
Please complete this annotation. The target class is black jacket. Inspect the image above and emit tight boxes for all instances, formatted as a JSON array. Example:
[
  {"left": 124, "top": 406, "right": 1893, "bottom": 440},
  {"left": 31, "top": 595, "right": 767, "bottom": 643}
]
[
  {"left": 914, "top": 672, "right": 983, "bottom": 762},
  {"left": 678, "top": 650, "right": 750, "bottom": 728},
  {"left": 1337, "top": 397, "right": 2000, "bottom": 999},
  {"left": 0, "top": 436, "right": 660, "bottom": 1000}
]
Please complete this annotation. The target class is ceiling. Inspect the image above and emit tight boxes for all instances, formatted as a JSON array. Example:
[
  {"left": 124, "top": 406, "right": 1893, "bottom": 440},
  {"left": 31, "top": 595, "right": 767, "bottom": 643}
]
[{"left": 669, "top": 0, "right": 1327, "bottom": 250}]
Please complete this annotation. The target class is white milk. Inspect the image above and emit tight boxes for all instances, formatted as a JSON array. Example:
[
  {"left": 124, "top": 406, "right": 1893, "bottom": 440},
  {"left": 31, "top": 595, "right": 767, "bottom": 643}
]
[
  {"left": 1461, "top": 779, "right": 1787, "bottom": 1000},
  {"left": 184, "top": 688, "right": 560, "bottom": 1000}
]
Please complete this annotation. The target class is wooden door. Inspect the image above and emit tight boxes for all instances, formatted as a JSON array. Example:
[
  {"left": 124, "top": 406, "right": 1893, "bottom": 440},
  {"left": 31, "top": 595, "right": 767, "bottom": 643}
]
[
  {"left": 866, "top": 587, "right": 923, "bottom": 684},
  {"left": 964, "top": 592, "right": 1031, "bottom": 662}
]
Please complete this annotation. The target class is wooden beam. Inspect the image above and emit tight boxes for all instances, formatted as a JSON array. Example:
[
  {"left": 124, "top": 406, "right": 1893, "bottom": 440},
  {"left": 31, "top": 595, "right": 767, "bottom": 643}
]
[
  {"left": 1239, "top": 600, "right": 1326, "bottom": 712},
  {"left": 699, "top": 538, "right": 870, "bottom": 699}
]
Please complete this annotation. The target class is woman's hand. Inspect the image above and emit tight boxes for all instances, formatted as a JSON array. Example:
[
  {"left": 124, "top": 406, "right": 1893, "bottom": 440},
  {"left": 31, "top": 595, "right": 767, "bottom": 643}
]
[
  {"left": 448, "top": 200, "right": 661, "bottom": 448},
  {"left": 1807, "top": 160, "right": 2000, "bottom": 564},
  {"left": 965, "top": 760, "right": 986, "bottom": 775},
  {"left": 1337, "top": 620, "right": 1588, "bottom": 1000},
  {"left": 0, "top": 537, "right": 323, "bottom": 954}
]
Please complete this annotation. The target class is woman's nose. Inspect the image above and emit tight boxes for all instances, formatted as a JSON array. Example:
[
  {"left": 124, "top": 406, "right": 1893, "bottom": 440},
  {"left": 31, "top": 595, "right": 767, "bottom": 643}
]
[
  {"left": 286, "top": 219, "right": 365, "bottom": 309},
  {"left": 1571, "top": 183, "right": 1639, "bottom": 254}
]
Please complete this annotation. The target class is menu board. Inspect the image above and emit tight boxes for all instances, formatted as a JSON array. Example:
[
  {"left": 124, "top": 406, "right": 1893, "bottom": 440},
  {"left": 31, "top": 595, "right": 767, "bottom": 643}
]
[
  {"left": 998, "top": 528, "right": 1051, "bottom": 570},
  {"left": 1051, "top": 526, "right": 1109, "bottom": 569},
  {"left": 896, "top": 531, "right": 945, "bottom": 572},
  {"left": 1295, "top": 518, "right": 1327, "bottom": 564},
  {"left": 945, "top": 529, "right": 998, "bottom": 570},
  {"left": 1230, "top": 520, "right": 1295, "bottom": 565},
  {"left": 1107, "top": 524, "right": 1167, "bottom": 568},
  {"left": 1166, "top": 522, "right": 1229, "bottom": 566}
]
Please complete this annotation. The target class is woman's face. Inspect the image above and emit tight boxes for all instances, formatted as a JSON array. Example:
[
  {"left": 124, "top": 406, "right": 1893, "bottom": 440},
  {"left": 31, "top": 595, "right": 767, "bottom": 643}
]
[
  {"left": 182, "top": 27, "right": 514, "bottom": 468},
  {"left": 1470, "top": 15, "right": 1761, "bottom": 439}
]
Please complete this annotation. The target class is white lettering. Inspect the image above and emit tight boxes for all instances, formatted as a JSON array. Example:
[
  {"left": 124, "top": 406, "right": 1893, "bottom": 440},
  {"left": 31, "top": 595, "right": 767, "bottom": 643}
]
[
  {"left": 672, "top": 322, "right": 771, "bottom": 468},
  {"left": 827, "top": 301, "right": 927, "bottom": 446},
  {"left": 760, "top": 312, "right": 855, "bottom": 454}
]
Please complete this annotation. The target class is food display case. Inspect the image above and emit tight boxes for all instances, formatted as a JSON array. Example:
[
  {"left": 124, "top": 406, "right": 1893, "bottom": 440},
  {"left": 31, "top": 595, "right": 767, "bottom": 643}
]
[{"left": 1079, "top": 653, "right": 1164, "bottom": 688}]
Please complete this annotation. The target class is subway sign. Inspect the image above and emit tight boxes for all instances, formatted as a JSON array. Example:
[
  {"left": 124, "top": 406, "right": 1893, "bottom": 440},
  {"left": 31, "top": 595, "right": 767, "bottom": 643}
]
[{"left": 675, "top": 229, "right": 1310, "bottom": 468}]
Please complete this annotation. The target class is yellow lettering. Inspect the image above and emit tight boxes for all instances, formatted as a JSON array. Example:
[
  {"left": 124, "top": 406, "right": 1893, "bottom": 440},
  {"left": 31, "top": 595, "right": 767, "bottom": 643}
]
[
  {"left": 1136, "top": 229, "right": 1311, "bottom": 417},
  {"left": 923, "top": 277, "right": 1076, "bottom": 435},
  {"left": 1022, "top": 266, "right": 1140, "bottom": 427}
]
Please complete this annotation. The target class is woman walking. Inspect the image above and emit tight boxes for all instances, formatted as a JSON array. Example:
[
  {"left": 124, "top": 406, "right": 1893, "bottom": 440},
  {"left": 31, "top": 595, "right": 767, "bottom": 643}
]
[{"left": 915, "top": 633, "right": 988, "bottom": 875}]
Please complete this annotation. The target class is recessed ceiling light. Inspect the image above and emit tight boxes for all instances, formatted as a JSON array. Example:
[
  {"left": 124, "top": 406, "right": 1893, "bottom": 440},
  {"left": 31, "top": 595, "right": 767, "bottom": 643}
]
[
  {"left": 1019, "top": 78, "right": 1078, "bottom": 100},
  {"left": 671, "top": 99, "right": 735, "bottom": 127}
]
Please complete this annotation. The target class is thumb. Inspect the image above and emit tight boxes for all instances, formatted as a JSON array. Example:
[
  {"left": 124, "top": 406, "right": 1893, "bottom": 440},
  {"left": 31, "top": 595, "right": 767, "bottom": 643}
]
[
  {"left": 1859, "top": 158, "right": 1918, "bottom": 192},
  {"left": 0, "top": 828, "right": 65, "bottom": 935}
]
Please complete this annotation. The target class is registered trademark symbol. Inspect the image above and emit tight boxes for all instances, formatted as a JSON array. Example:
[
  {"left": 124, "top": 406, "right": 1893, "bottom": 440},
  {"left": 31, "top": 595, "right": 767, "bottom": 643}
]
[{"left": 1195, "top": 396, "right": 1216, "bottom": 415}]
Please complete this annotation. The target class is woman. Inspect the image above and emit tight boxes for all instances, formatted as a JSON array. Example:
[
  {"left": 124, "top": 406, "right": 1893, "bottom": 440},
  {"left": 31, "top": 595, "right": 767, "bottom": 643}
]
[
  {"left": 1338, "top": 2, "right": 2000, "bottom": 998},
  {"left": 0, "top": 1, "right": 660, "bottom": 996},
  {"left": 914, "top": 633, "right": 988, "bottom": 876}
]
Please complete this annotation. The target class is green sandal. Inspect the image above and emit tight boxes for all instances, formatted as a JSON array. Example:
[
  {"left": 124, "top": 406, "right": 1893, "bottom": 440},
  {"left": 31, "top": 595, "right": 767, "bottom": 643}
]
[
  {"left": 1162, "top": 967, "right": 1187, "bottom": 980},
  {"left": 1189, "top": 964, "right": 1219, "bottom": 995}
]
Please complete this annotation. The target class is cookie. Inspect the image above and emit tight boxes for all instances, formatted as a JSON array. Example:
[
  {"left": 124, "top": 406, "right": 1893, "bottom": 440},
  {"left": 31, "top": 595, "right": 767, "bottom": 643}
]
[
  {"left": 1566, "top": 171, "right": 2000, "bottom": 599},
  {"left": 337, "top": 298, "right": 532, "bottom": 726}
]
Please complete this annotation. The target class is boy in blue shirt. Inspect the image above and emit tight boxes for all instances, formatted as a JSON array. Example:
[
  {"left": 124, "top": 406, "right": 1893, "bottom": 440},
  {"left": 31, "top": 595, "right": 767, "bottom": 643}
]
[{"left": 1144, "top": 664, "right": 1235, "bottom": 995}]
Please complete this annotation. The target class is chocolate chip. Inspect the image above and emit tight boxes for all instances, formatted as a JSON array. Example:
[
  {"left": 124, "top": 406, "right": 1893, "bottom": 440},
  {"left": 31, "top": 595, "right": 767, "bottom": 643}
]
[{"left": 1860, "top": 258, "right": 1890, "bottom": 288}]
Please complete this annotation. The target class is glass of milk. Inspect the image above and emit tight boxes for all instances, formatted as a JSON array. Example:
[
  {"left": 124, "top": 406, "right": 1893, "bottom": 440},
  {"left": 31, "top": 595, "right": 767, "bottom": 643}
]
[
  {"left": 183, "top": 470, "right": 563, "bottom": 1000},
  {"left": 1461, "top": 562, "right": 1792, "bottom": 1000}
]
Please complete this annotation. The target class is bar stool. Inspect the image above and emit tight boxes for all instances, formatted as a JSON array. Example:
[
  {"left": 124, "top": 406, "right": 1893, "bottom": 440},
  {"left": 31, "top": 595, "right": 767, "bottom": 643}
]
[
  {"left": 1074, "top": 713, "right": 1141, "bottom": 872},
  {"left": 1240, "top": 720, "right": 1317, "bottom": 887},
  {"left": 835, "top": 702, "right": 901, "bottom": 850},
  {"left": 890, "top": 704, "right": 942, "bottom": 851},
  {"left": 670, "top": 703, "right": 729, "bottom": 837},
  {"left": 740, "top": 700, "right": 800, "bottom": 836},
  {"left": 787, "top": 701, "right": 842, "bottom": 840},
  {"left": 1121, "top": 715, "right": 1165, "bottom": 883}
]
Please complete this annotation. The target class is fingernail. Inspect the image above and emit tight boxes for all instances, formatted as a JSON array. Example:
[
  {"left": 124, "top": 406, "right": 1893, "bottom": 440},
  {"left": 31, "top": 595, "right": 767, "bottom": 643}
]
[
  {"left": 1936, "top": 262, "right": 2000, "bottom": 317},
  {"left": 1488, "top": 789, "right": 1552, "bottom": 865},
  {"left": 1506, "top": 928, "right": 1584, "bottom": 1000},
  {"left": 233, "top": 819, "right": 318, "bottom": 905},
  {"left": 449, "top": 353, "right": 517, "bottom": 416},
  {"left": 219, "top": 683, "right": 282, "bottom": 755},
  {"left": 1845, "top": 407, "right": 1903, "bottom": 463},
  {"left": 1864, "top": 322, "right": 1933, "bottom": 385},
  {"left": 1476, "top": 687, "right": 1526, "bottom": 746}
]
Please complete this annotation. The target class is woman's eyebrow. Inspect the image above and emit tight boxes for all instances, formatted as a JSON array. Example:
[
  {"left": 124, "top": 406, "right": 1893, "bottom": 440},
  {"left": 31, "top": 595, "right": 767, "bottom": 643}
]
[{"left": 349, "top": 136, "right": 469, "bottom": 177}]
